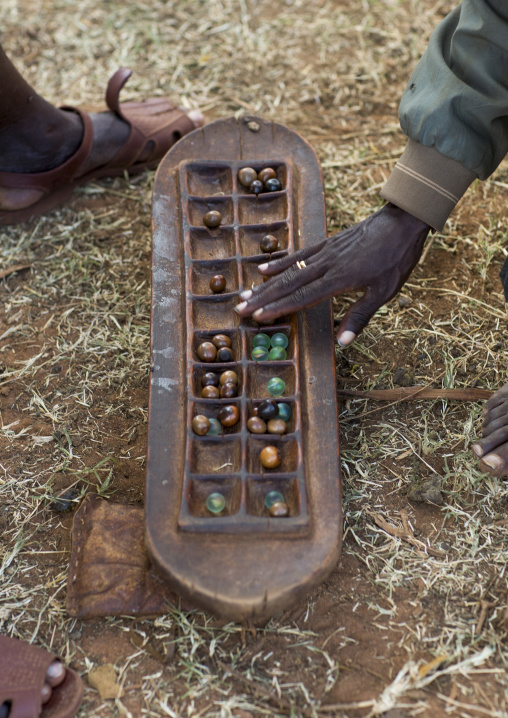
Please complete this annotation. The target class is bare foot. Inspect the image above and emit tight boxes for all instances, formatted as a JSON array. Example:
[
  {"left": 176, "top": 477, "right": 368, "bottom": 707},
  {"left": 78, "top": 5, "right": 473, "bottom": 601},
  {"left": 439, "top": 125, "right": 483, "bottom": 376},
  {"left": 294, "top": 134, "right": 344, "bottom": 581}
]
[
  {"left": 472, "top": 383, "right": 508, "bottom": 476},
  {"left": 0, "top": 659, "right": 65, "bottom": 716}
]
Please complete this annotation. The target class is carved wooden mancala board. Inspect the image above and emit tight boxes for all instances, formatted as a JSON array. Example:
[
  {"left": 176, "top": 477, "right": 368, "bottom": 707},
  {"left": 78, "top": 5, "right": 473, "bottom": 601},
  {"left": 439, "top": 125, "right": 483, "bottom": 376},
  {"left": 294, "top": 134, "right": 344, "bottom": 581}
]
[{"left": 146, "top": 116, "right": 342, "bottom": 621}]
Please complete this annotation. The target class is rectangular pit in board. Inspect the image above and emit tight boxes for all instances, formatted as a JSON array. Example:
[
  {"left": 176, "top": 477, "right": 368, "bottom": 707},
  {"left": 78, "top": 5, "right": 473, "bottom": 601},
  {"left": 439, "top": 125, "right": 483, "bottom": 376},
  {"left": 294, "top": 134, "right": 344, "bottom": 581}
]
[
  {"left": 247, "top": 327, "right": 293, "bottom": 362},
  {"left": 246, "top": 476, "right": 300, "bottom": 517},
  {"left": 238, "top": 195, "right": 288, "bottom": 226},
  {"left": 191, "top": 399, "right": 242, "bottom": 435},
  {"left": 188, "top": 437, "right": 242, "bottom": 475},
  {"left": 246, "top": 362, "right": 296, "bottom": 399},
  {"left": 235, "top": 162, "right": 289, "bottom": 195},
  {"left": 190, "top": 259, "right": 239, "bottom": 297},
  {"left": 247, "top": 436, "right": 300, "bottom": 474},
  {"left": 184, "top": 163, "right": 233, "bottom": 197},
  {"left": 191, "top": 296, "right": 241, "bottom": 332},
  {"left": 186, "top": 476, "right": 242, "bottom": 518},
  {"left": 192, "top": 330, "right": 241, "bottom": 366},
  {"left": 187, "top": 227, "right": 236, "bottom": 261},
  {"left": 192, "top": 364, "right": 243, "bottom": 400},
  {"left": 238, "top": 223, "right": 290, "bottom": 258},
  {"left": 246, "top": 398, "right": 296, "bottom": 435},
  {"left": 186, "top": 196, "right": 234, "bottom": 228}
]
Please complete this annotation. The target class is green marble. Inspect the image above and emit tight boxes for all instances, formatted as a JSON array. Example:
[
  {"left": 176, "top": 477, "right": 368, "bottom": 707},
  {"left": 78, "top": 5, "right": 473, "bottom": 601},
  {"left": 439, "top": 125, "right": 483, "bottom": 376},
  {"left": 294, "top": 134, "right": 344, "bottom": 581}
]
[
  {"left": 268, "top": 346, "right": 287, "bottom": 361},
  {"left": 277, "top": 402, "right": 292, "bottom": 421},
  {"left": 252, "top": 333, "right": 271, "bottom": 349},
  {"left": 251, "top": 346, "right": 269, "bottom": 362},
  {"left": 270, "top": 332, "right": 289, "bottom": 349},
  {"left": 206, "top": 492, "right": 226, "bottom": 514},
  {"left": 206, "top": 418, "right": 223, "bottom": 436},
  {"left": 265, "top": 490, "right": 285, "bottom": 509},
  {"left": 267, "top": 377, "right": 285, "bottom": 396}
]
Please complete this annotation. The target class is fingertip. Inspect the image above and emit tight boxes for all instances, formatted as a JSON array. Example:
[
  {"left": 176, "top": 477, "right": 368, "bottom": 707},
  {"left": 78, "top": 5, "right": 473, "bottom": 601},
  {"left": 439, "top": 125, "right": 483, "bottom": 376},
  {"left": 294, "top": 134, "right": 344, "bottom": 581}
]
[
  {"left": 257, "top": 263, "right": 269, "bottom": 272},
  {"left": 234, "top": 301, "right": 247, "bottom": 313},
  {"left": 472, "top": 443, "right": 483, "bottom": 458},
  {"left": 253, "top": 308, "right": 264, "bottom": 319},
  {"left": 337, "top": 330, "right": 356, "bottom": 347}
]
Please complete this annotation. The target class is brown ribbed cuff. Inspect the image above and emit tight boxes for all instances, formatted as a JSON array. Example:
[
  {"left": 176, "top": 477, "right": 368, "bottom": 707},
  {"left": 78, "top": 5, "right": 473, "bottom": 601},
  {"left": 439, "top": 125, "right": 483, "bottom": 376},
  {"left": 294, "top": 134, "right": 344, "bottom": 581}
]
[{"left": 380, "top": 139, "right": 476, "bottom": 231}]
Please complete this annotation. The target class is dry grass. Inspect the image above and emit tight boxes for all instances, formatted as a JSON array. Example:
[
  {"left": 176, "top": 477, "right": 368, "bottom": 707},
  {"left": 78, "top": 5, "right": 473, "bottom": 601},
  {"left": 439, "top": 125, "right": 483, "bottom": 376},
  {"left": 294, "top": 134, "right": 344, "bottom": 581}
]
[{"left": 2, "top": 0, "right": 508, "bottom": 716}]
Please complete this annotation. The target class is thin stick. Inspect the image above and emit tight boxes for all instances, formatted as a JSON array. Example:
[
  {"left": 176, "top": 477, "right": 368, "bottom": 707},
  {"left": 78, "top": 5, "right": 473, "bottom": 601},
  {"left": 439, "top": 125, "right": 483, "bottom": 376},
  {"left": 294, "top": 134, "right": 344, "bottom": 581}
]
[{"left": 338, "top": 386, "right": 493, "bottom": 401}]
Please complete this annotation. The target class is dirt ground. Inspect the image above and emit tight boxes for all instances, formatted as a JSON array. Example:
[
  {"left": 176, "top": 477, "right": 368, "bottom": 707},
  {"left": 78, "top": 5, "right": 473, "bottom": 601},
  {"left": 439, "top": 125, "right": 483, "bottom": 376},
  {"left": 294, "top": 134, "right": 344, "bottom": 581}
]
[{"left": 2, "top": 0, "right": 508, "bottom": 716}]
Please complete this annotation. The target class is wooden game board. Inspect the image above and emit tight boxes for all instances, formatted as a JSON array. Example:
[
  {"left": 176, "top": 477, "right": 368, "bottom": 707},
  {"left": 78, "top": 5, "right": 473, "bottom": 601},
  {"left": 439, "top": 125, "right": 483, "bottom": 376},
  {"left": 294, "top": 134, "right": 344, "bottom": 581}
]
[{"left": 146, "top": 116, "right": 342, "bottom": 621}]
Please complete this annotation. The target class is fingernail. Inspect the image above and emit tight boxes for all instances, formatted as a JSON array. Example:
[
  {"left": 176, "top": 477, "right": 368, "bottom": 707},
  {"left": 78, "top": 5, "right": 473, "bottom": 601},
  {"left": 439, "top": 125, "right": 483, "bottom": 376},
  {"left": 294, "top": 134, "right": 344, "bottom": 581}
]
[
  {"left": 235, "top": 302, "right": 247, "bottom": 313},
  {"left": 481, "top": 453, "right": 502, "bottom": 469},
  {"left": 337, "top": 330, "right": 356, "bottom": 347},
  {"left": 240, "top": 289, "right": 252, "bottom": 300},
  {"left": 472, "top": 443, "right": 483, "bottom": 457},
  {"left": 258, "top": 263, "right": 269, "bottom": 271},
  {"left": 253, "top": 308, "right": 264, "bottom": 318}
]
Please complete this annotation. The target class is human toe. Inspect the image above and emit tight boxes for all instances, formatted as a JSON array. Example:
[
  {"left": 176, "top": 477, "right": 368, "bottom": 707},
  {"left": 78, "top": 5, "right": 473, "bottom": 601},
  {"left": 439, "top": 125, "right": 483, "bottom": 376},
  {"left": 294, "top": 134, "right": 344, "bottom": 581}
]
[
  {"left": 187, "top": 109, "right": 205, "bottom": 128},
  {"left": 46, "top": 660, "right": 66, "bottom": 687}
]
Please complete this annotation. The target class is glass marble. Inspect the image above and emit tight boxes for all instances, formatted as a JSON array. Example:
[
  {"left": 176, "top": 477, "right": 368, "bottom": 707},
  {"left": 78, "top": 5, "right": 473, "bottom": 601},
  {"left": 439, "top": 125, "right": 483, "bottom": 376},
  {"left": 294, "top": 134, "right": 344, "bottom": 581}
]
[
  {"left": 203, "top": 210, "right": 222, "bottom": 228},
  {"left": 268, "top": 346, "right": 287, "bottom": 361},
  {"left": 267, "top": 377, "right": 285, "bottom": 396},
  {"left": 260, "top": 445, "right": 281, "bottom": 469},
  {"left": 258, "top": 167, "right": 276, "bottom": 183},
  {"left": 217, "top": 347, "right": 234, "bottom": 362},
  {"left": 249, "top": 179, "right": 264, "bottom": 195},
  {"left": 212, "top": 334, "right": 232, "bottom": 348},
  {"left": 197, "top": 342, "right": 217, "bottom": 362},
  {"left": 277, "top": 403, "right": 292, "bottom": 421},
  {"left": 218, "top": 404, "right": 240, "bottom": 427},
  {"left": 260, "top": 235, "right": 279, "bottom": 253},
  {"left": 202, "top": 385, "right": 220, "bottom": 399},
  {"left": 247, "top": 416, "right": 267, "bottom": 434},
  {"left": 265, "top": 490, "right": 284, "bottom": 509},
  {"left": 257, "top": 398, "right": 279, "bottom": 421},
  {"left": 264, "top": 178, "right": 282, "bottom": 192},
  {"left": 251, "top": 346, "right": 269, "bottom": 362},
  {"left": 206, "top": 418, "right": 222, "bottom": 436},
  {"left": 192, "top": 415, "right": 210, "bottom": 435},
  {"left": 220, "top": 381, "right": 238, "bottom": 399},
  {"left": 210, "top": 275, "right": 226, "bottom": 293},
  {"left": 206, "top": 492, "right": 226, "bottom": 514},
  {"left": 238, "top": 167, "right": 257, "bottom": 187},
  {"left": 201, "top": 371, "right": 219, "bottom": 387},
  {"left": 252, "top": 333, "right": 270, "bottom": 349},
  {"left": 220, "top": 370, "right": 238, "bottom": 385},
  {"left": 267, "top": 418, "right": 287, "bottom": 435},
  {"left": 270, "top": 333, "right": 289, "bottom": 349},
  {"left": 269, "top": 501, "right": 289, "bottom": 518}
]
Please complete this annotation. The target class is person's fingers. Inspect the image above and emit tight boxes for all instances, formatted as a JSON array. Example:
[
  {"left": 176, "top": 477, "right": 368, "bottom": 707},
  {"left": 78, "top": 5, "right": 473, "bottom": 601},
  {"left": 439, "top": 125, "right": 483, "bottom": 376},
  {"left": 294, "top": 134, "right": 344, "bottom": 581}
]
[
  {"left": 236, "top": 262, "right": 324, "bottom": 316},
  {"left": 247, "top": 276, "right": 338, "bottom": 321},
  {"left": 477, "top": 443, "right": 508, "bottom": 477},
  {"left": 334, "top": 291, "right": 383, "bottom": 345},
  {"left": 46, "top": 660, "right": 66, "bottom": 687},
  {"left": 483, "top": 409, "right": 508, "bottom": 437},
  {"left": 473, "top": 425, "right": 508, "bottom": 458},
  {"left": 256, "top": 244, "right": 323, "bottom": 277},
  {"left": 482, "top": 384, "right": 508, "bottom": 415}
]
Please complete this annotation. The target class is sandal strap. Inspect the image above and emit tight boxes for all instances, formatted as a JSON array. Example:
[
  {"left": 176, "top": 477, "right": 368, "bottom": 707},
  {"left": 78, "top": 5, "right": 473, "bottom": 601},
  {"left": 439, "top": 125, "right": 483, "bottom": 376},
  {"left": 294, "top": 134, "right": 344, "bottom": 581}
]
[
  {"left": 104, "top": 68, "right": 196, "bottom": 168},
  {"left": 0, "top": 109, "right": 94, "bottom": 194}
]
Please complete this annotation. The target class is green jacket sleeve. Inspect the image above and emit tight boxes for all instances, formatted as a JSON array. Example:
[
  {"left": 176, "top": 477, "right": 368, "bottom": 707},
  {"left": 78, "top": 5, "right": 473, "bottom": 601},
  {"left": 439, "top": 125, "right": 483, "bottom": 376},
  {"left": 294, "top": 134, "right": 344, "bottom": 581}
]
[{"left": 380, "top": 0, "right": 508, "bottom": 230}]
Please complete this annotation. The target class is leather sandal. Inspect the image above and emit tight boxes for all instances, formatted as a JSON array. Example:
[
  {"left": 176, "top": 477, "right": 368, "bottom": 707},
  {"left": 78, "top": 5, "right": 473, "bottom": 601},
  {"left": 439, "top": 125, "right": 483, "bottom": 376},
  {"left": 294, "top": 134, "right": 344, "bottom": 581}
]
[
  {"left": 0, "top": 635, "right": 84, "bottom": 718},
  {"left": 0, "top": 67, "right": 199, "bottom": 225}
]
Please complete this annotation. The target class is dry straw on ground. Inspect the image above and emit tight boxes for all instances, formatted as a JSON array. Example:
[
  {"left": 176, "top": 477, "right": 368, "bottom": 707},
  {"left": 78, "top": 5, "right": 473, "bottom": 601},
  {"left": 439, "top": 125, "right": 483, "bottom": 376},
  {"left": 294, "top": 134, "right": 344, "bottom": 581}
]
[{"left": 2, "top": 0, "right": 508, "bottom": 716}]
